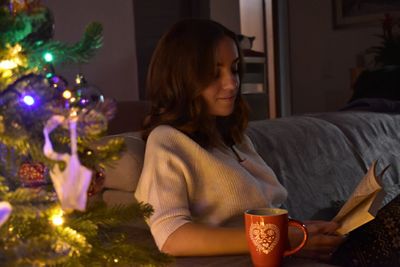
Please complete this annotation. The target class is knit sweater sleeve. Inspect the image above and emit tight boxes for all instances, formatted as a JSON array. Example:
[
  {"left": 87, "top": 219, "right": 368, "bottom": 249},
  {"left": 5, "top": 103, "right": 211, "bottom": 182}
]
[{"left": 134, "top": 125, "right": 198, "bottom": 249}]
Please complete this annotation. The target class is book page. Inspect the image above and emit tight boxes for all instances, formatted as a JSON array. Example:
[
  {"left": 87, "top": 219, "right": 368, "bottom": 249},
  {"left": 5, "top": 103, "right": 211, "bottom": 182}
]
[{"left": 332, "top": 160, "right": 388, "bottom": 235}]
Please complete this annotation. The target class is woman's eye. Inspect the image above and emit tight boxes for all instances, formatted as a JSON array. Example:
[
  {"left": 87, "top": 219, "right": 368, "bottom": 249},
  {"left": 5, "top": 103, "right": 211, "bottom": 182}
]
[{"left": 231, "top": 63, "right": 239, "bottom": 73}]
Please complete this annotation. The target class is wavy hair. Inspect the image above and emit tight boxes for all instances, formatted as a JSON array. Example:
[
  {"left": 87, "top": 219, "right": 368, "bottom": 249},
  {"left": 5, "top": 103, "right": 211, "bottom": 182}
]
[{"left": 142, "top": 18, "right": 249, "bottom": 148}]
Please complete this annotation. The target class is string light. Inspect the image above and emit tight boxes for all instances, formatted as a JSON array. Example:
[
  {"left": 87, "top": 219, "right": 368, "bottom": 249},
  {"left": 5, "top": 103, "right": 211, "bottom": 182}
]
[
  {"left": 50, "top": 209, "right": 64, "bottom": 226},
  {"left": 70, "top": 109, "right": 78, "bottom": 117},
  {"left": 75, "top": 75, "right": 82, "bottom": 85},
  {"left": 0, "top": 60, "right": 18, "bottom": 70},
  {"left": 22, "top": 95, "right": 35, "bottom": 106},
  {"left": 0, "top": 44, "right": 26, "bottom": 73},
  {"left": 62, "top": 90, "right": 72, "bottom": 99},
  {"left": 43, "top": 52, "right": 54, "bottom": 62}
]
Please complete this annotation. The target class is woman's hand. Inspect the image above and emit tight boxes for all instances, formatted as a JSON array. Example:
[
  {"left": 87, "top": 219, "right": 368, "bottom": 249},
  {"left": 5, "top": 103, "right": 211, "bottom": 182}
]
[{"left": 289, "top": 220, "right": 345, "bottom": 261}]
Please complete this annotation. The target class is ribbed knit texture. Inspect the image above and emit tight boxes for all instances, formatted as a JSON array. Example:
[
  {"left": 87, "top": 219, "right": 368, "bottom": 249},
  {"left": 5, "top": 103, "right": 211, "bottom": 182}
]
[{"left": 134, "top": 125, "right": 288, "bottom": 249}]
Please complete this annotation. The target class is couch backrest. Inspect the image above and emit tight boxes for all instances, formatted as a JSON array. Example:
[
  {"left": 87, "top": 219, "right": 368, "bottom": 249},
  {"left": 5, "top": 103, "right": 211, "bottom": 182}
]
[
  {"left": 103, "top": 111, "right": 400, "bottom": 221},
  {"left": 247, "top": 111, "right": 400, "bottom": 220},
  {"left": 102, "top": 132, "right": 145, "bottom": 192}
]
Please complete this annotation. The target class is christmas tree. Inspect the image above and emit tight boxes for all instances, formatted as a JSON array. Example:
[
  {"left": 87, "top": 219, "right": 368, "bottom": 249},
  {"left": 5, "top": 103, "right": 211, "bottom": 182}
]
[{"left": 0, "top": 1, "right": 170, "bottom": 265}]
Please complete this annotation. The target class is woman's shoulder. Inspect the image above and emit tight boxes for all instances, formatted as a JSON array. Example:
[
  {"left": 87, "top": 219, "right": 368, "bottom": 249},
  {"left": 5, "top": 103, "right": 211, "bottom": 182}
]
[
  {"left": 147, "top": 125, "right": 198, "bottom": 147},
  {"left": 148, "top": 124, "right": 181, "bottom": 138}
]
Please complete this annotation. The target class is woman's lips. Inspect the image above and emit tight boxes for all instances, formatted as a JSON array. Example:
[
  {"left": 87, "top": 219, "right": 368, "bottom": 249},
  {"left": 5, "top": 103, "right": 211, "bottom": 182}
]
[{"left": 218, "top": 95, "right": 236, "bottom": 101}]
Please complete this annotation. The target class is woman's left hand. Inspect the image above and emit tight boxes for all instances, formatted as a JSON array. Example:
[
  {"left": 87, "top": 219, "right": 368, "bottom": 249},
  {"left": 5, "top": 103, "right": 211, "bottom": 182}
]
[{"left": 289, "top": 220, "right": 345, "bottom": 261}]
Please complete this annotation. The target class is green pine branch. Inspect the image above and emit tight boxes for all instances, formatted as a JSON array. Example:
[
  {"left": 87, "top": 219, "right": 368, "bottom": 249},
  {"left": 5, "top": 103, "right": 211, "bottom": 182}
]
[
  {"left": 0, "top": 9, "right": 33, "bottom": 48},
  {"left": 25, "top": 22, "right": 103, "bottom": 68},
  {"left": 69, "top": 201, "right": 153, "bottom": 230}
]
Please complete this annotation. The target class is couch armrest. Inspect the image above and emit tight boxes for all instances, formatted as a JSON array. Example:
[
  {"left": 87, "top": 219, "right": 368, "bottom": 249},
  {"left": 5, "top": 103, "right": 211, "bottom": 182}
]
[{"left": 101, "top": 132, "right": 145, "bottom": 192}]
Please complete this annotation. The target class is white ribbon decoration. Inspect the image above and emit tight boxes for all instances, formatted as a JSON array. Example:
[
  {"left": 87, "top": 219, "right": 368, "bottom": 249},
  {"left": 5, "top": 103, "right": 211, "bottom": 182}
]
[
  {"left": 43, "top": 115, "right": 92, "bottom": 212},
  {"left": 0, "top": 201, "right": 12, "bottom": 228}
]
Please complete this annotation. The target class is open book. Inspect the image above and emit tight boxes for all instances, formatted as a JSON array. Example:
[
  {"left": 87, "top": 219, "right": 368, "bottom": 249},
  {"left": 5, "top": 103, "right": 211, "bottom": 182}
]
[{"left": 332, "top": 160, "right": 389, "bottom": 235}]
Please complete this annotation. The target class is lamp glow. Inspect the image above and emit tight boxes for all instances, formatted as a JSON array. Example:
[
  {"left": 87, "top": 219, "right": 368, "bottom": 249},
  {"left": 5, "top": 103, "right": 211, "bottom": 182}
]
[{"left": 22, "top": 95, "right": 35, "bottom": 106}]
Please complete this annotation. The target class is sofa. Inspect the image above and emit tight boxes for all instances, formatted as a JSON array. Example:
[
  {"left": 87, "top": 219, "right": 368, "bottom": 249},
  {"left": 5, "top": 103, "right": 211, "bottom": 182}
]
[{"left": 100, "top": 108, "right": 400, "bottom": 266}]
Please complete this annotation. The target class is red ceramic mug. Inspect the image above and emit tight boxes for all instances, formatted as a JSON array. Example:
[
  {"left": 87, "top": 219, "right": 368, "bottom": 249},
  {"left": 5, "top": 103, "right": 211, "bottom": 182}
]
[{"left": 244, "top": 208, "right": 308, "bottom": 267}]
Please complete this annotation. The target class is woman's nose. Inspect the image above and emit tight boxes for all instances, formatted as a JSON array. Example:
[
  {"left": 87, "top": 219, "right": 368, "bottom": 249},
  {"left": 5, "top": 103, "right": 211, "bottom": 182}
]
[{"left": 223, "top": 72, "right": 238, "bottom": 90}]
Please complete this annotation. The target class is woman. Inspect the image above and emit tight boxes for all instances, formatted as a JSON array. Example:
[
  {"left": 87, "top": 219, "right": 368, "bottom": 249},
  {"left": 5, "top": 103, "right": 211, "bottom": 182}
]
[{"left": 134, "top": 18, "right": 344, "bottom": 260}]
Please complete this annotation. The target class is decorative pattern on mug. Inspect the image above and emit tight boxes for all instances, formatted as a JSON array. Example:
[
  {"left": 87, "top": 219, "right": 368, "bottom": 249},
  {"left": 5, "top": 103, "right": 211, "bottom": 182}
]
[{"left": 249, "top": 221, "right": 280, "bottom": 254}]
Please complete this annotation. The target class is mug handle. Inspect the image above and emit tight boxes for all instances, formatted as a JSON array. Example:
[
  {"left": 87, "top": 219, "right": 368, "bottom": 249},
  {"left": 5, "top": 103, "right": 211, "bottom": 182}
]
[{"left": 283, "top": 219, "right": 308, "bottom": 257}]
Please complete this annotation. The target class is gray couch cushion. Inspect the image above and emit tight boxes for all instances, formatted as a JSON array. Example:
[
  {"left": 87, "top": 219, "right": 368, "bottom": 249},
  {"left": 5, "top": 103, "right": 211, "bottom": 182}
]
[
  {"left": 309, "top": 111, "right": 400, "bottom": 205},
  {"left": 247, "top": 115, "right": 368, "bottom": 221}
]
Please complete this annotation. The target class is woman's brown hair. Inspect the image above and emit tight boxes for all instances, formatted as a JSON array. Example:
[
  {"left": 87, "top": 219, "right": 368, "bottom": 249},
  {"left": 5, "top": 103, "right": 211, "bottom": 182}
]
[{"left": 142, "top": 18, "right": 249, "bottom": 148}]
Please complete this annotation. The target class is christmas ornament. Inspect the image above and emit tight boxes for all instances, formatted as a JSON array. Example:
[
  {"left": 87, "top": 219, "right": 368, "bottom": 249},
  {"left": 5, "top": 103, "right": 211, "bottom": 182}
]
[
  {"left": 0, "top": 74, "right": 56, "bottom": 132},
  {"left": 8, "top": 74, "right": 54, "bottom": 108},
  {"left": 43, "top": 114, "right": 92, "bottom": 212},
  {"left": 74, "top": 74, "right": 104, "bottom": 109},
  {"left": 18, "top": 161, "right": 48, "bottom": 187},
  {"left": 87, "top": 167, "right": 105, "bottom": 197},
  {"left": 0, "top": 201, "right": 11, "bottom": 228},
  {"left": 80, "top": 109, "right": 107, "bottom": 135}
]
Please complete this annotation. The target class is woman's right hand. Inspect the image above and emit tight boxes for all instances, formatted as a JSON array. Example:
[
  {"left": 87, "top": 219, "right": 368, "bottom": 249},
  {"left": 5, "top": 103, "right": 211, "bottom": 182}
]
[{"left": 289, "top": 220, "right": 345, "bottom": 261}]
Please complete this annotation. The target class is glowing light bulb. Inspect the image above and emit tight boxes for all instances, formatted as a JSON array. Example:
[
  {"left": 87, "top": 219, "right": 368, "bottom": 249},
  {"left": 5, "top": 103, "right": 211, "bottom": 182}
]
[
  {"left": 50, "top": 210, "right": 64, "bottom": 226},
  {"left": 1, "top": 44, "right": 26, "bottom": 71},
  {"left": 62, "top": 90, "right": 72, "bottom": 99},
  {"left": 12, "top": 44, "right": 22, "bottom": 53},
  {"left": 70, "top": 109, "right": 78, "bottom": 117},
  {"left": 43, "top": 52, "right": 54, "bottom": 62},
  {"left": 0, "top": 60, "right": 18, "bottom": 70},
  {"left": 114, "top": 259, "right": 119, "bottom": 263},
  {"left": 22, "top": 95, "right": 35, "bottom": 106}
]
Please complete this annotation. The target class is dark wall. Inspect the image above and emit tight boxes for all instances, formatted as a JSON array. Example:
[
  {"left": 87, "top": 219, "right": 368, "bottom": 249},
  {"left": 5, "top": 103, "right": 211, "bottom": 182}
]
[{"left": 133, "top": 0, "right": 210, "bottom": 99}]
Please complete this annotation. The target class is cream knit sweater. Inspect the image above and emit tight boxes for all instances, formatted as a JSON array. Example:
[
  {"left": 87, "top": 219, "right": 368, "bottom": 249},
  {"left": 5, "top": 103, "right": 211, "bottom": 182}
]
[{"left": 134, "top": 125, "right": 288, "bottom": 249}]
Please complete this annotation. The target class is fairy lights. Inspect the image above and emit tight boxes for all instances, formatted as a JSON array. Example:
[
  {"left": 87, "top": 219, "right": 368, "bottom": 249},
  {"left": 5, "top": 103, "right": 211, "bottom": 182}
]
[
  {"left": 50, "top": 209, "right": 64, "bottom": 226},
  {"left": 62, "top": 90, "right": 72, "bottom": 99},
  {"left": 0, "top": 44, "right": 26, "bottom": 74},
  {"left": 22, "top": 95, "right": 35, "bottom": 106},
  {"left": 43, "top": 52, "right": 54, "bottom": 62}
]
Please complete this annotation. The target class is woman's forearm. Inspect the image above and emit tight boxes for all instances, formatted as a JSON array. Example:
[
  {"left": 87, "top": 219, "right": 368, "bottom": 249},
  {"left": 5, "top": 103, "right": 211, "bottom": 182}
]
[{"left": 161, "top": 222, "right": 249, "bottom": 256}]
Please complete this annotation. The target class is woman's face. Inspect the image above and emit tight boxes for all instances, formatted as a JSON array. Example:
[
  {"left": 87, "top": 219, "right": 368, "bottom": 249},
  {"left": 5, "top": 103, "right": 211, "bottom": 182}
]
[{"left": 200, "top": 36, "right": 239, "bottom": 117}]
